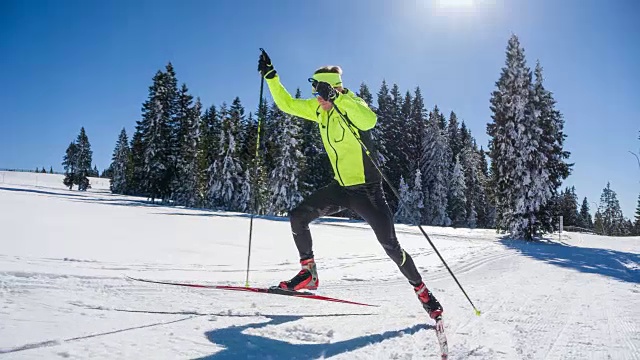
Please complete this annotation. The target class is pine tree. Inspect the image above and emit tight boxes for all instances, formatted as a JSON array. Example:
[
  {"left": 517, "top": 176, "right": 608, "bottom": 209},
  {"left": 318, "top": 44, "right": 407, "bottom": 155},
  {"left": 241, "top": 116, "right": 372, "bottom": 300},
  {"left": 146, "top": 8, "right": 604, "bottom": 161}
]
[
  {"left": 199, "top": 105, "right": 221, "bottom": 208},
  {"left": 129, "top": 129, "right": 145, "bottom": 197},
  {"left": 448, "top": 112, "right": 461, "bottom": 164},
  {"left": 207, "top": 103, "right": 229, "bottom": 207},
  {"left": 267, "top": 102, "right": 305, "bottom": 215},
  {"left": 560, "top": 186, "right": 579, "bottom": 227},
  {"left": 532, "top": 61, "right": 572, "bottom": 232},
  {"left": 110, "top": 128, "right": 131, "bottom": 194},
  {"left": 409, "top": 87, "right": 427, "bottom": 174},
  {"left": 579, "top": 197, "right": 593, "bottom": 229},
  {"left": 421, "top": 106, "right": 451, "bottom": 226},
  {"left": 49, "top": 166, "right": 53, "bottom": 174},
  {"left": 74, "top": 127, "right": 93, "bottom": 191},
  {"left": 210, "top": 102, "right": 244, "bottom": 210},
  {"left": 62, "top": 142, "right": 77, "bottom": 190},
  {"left": 173, "top": 94, "right": 201, "bottom": 208},
  {"left": 477, "top": 147, "right": 495, "bottom": 228},
  {"left": 165, "top": 64, "right": 181, "bottom": 200},
  {"left": 374, "top": 81, "right": 392, "bottom": 169},
  {"left": 448, "top": 155, "right": 467, "bottom": 227},
  {"left": 597, "top": 182, "right": 625, "bottom": 236},
  {"left": 384, "top": 83, "right": 406, "bottom": 207},
  {"left": 228, "top": 97, "right": 251, "bottom": 212},
  {"left": 395, "top": 170, "right": 424, "bottom": 225},
  {"left": 594, "top": 210, "right": 604, "bottom": 235},
  {"left": 398, "top": 90, "right": 413, "bottom": 181},
  {"left": 460, "top": 146, "right": 484, "bottom": 228},
  {"left": 487, "top": 34, "right": 552, "bottom": 239},
  {"left": 356, "top": 83, "right": 374, "bottom": 107},
  {"left": 138, "top": 68, "right": 175, "bottom": 202},
  {"left": 251, "top": 99, "right": 273, "bottom": 214}
]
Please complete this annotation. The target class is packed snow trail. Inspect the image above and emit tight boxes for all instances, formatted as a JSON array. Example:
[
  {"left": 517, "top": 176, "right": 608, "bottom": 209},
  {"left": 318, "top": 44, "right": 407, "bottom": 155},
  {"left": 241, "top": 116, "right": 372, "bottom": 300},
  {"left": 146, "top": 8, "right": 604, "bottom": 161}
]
[{"left": 1, "top": 171, "right": 638, "bottom": 359}]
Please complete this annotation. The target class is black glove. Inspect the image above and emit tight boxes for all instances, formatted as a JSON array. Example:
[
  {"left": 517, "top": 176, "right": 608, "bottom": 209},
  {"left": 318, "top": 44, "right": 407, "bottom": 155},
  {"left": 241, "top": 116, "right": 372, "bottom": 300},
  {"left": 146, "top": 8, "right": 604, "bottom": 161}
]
[
  {"left": 258, "top": 48, "right": 276, "bottom": 79},
  {"left": 314, "top": 81, "right": 338, "bottom": 101}
]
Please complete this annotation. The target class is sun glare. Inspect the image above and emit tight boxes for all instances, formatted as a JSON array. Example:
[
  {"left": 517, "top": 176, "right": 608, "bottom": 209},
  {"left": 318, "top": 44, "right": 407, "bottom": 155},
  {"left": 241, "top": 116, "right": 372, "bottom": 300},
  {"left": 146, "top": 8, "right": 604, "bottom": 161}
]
[{"left": 435, "top": 0, "right": 475, "bottom": 8}]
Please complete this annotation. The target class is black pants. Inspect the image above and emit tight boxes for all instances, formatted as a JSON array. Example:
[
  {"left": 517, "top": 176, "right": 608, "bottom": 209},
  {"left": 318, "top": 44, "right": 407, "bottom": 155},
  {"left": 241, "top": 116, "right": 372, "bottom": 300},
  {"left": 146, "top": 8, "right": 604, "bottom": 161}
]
[{"left": 289, "top": 181, "right": 423, "bottom": 286}]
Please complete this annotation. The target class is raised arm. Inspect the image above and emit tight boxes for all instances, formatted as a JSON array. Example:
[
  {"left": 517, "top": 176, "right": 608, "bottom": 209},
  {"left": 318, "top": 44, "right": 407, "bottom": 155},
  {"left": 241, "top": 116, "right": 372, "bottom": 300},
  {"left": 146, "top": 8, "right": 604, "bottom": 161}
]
[
  {"left": 258, "top": 49, "right": 318, "bottom": 122},
  {"left": 265, "top": 75, "right": 319, "bottom": 122}
]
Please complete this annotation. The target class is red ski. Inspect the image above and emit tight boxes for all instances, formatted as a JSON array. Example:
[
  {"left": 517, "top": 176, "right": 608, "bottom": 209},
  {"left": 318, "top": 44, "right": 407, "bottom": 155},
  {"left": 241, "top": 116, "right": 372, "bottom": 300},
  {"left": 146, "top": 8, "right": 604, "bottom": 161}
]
[{"left": 126, "top": 276, "right": 379, "bottom": 307}]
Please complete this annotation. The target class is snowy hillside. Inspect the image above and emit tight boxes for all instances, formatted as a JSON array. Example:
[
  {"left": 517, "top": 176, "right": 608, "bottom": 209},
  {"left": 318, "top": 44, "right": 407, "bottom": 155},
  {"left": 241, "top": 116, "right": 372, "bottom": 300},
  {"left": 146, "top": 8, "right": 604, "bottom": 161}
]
[{"left": 1, "top": 171, "right": 638, "bottom": 359}]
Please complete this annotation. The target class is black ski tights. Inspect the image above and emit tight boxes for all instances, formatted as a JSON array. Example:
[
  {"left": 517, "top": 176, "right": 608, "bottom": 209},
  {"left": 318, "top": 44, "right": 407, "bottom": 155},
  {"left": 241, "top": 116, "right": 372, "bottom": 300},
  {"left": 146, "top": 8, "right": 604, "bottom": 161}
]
[{"left": 289, "top": 181, "right": 423, "bottom": 286}]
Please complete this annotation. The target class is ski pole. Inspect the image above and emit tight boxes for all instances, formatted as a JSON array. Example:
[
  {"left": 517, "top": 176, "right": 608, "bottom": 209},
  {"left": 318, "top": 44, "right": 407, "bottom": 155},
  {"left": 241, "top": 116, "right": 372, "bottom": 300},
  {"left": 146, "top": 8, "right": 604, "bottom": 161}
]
[
  {"left": 322, "top": 87, "right": 480, "bottom": 316},
  {"left": 245, "top": 49, "right": 266, "bottom": 287}
]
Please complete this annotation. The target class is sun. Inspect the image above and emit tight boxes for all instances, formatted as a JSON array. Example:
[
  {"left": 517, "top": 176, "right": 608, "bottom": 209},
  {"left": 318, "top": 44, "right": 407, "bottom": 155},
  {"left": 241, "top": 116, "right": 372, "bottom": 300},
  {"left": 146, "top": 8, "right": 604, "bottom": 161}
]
[{"left": 435, "top": 0, "right": 475, "bottom": 8}]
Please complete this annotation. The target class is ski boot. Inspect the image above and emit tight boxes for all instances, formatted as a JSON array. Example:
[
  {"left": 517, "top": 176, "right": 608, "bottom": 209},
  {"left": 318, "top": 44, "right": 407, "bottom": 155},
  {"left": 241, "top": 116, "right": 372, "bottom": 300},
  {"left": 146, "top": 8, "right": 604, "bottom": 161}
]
[
  {"left": 414, "top": 282, "right": 443, "bottom": 320},
  {"left": 278, "top": 258, "right": 319, "bottom": 291}
]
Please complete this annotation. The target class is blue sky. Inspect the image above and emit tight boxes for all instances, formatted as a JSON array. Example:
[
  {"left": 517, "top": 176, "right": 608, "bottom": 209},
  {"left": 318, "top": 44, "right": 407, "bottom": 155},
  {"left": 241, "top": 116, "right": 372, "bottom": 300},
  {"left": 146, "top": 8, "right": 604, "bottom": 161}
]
[{"left": 1, "top": 0, "right": 638, "bottom": 218}]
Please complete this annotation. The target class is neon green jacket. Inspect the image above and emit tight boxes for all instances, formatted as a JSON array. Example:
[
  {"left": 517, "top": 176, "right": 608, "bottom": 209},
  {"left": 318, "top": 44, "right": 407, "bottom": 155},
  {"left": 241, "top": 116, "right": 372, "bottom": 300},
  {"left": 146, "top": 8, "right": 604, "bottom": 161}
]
[{"left": 266, "top": 75, "right": 380, "bottom": 187}]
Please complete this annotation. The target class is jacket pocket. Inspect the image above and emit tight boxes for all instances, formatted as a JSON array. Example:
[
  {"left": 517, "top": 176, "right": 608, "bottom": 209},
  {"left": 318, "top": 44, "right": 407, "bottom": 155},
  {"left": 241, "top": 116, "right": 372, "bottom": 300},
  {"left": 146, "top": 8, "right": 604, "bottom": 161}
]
[{"left": 333, "top": 121, "right": 346, "bottom": 142}]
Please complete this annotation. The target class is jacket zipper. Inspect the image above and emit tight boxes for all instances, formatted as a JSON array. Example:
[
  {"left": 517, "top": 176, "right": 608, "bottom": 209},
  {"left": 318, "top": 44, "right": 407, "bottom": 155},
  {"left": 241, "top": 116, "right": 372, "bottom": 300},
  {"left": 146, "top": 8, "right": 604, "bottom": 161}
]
[{"left": 325, "top": 110, "right": 344, "bottom": 185}]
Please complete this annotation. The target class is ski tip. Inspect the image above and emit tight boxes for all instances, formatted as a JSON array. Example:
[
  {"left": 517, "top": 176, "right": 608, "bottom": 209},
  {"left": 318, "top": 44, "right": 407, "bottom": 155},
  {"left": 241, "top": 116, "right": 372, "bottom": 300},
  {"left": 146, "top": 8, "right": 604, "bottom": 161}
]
[{"left": 474, "top": 309, "right": 482, "bottom": 316}]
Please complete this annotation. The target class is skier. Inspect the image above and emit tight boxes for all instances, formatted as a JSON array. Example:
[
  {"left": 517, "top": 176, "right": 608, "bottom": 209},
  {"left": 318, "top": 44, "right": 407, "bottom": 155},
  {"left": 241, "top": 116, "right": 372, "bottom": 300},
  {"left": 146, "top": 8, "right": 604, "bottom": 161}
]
[{"left": 257, "top": 49, "right": 443, "bottom": 320}]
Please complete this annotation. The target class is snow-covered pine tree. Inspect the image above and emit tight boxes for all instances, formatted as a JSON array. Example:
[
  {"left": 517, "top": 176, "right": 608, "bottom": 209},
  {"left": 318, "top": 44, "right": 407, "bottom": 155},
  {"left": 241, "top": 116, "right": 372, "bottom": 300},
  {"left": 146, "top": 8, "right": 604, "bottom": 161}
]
[
  {"left": 460, "top": 145, "right": 483, "bottom": 228},
  {"left": 532, "top": 61, "right": 572, "bottom": 232},
  {"left": 438, "top": 108, "right": 447, "bottom": 131},
  {"left": 560, "top": 186, "right": 579, "bottom": 227},
  {"left": 110, "top": 128, "right": 131, "bottom": 194},
  {"left": 447, "top": 112, "right": 461, "bottom": 164},
  {"left": 226, "top": 97, "right": 251, "bottom": 213},
  {"left": 597, "top": 182, "right": 625, "bottom": 236},
  {"left": 173, "top": 95, "right": 201, "bottom": 208},
  {"left": 593, "top": 210, "right": 604, "bottom": 235},
  {"left": 171, "top": 84, "right": 194, "bottom": 205},
  {"left": 210, "top": 100, "right": 244, "bottom": 211},
  {"left": 374, "top": 81, "right": 392, "bottom": 169},
  {"left": 138, "top": 68, "right": 174, "bottom": 202},
  {"left": 74, "top": 127, "right": 93, "bottom": 191},
  {"left": 488, "top": 34, "right": 552, "bottom": 239},
  {"left": 266, "top": 101, "right": 304, "bottom": 215},
  {"left": 476, "top": 147, "right": 495, "bottom": 228},
  {"left": 164, "top": 64, "right": 181, "bottom": 199},
  {"left": 383, "top": 83, "right": 406, "bottom": 211},
  {"left": 394, "top": 170, "right": 424, "bottom": 225},
  {"left": 579, "top": 197, "right": 593, "bottom": 229},
  {"left": 356, "top": 82, "right": 374, "bottom": 107},
  {"left": 409, "top": 87, "right": 427, "bottom": 174},
  {"left": 252, "top": 98, "right": 273, "bottom": 214},
  {"left": 398, "top": 90, "right": 413, "bottom": 182},
  {"left": 421, "top": 106, "right": 452, "bottom": 226},
  {"left": 129, "top": 129, "right": 145, "bottom": 197},
  {"left": 448, "top": 155, "right": 467, "bottom": 227},
  {"left": 207, "top": 102, "right": 229, "bottom": 207},
  {"left": 199, "top": 105, "right": 220, "bottom": 208},
  {"left": 238, "top": 98, "right": 259, "bottom": 173},
  {"left": 62, "top": 142, "right": 77, "bottom": 190}
]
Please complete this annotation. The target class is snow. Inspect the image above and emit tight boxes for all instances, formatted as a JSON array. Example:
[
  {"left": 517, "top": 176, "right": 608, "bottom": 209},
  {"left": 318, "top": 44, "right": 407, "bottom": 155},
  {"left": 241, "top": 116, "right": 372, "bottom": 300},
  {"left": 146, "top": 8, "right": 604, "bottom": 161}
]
[{"left": 1, "top": 171, "right": 639, "bottom": 359}]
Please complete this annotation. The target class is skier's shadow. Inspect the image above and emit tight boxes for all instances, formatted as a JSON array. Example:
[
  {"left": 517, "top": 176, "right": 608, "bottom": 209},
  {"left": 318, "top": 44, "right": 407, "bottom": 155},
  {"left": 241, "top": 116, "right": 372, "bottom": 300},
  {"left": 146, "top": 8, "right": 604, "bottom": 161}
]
[{"left": 197, "top": 315, "right": 431, "bottom": 359}]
